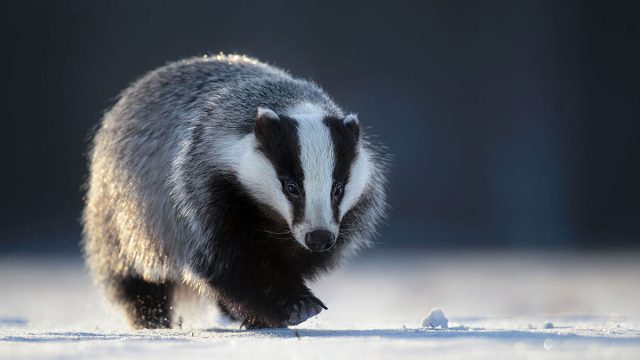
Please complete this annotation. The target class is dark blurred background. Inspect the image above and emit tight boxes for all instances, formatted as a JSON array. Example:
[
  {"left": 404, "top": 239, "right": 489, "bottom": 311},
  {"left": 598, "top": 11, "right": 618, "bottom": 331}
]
[{"left": 1, "top": 0, "right": 639, "bottom": 253}]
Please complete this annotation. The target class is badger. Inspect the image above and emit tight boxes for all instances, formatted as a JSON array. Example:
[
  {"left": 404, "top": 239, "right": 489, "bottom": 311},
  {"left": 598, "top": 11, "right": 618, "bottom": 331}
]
[{"left": 82, "top": 54, "right": 387, "bottom": 329}]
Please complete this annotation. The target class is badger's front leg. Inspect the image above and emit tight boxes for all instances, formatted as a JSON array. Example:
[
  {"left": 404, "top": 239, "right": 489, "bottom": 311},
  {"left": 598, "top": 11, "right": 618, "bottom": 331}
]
[{"left": 211, "top": 269, "right": 326, "bottom": 329}]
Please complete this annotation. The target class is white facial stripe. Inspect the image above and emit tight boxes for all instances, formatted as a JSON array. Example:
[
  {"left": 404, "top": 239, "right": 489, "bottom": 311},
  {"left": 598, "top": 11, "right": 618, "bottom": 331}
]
[
  {"left": 340, "top": 147, "right": 371, "bottom": 218},
  {"left": 289, "top": 103, "right": 336, "bottom": 231},
  {"left": 218, "top": 134, "right": 293, "bottom": 225}
]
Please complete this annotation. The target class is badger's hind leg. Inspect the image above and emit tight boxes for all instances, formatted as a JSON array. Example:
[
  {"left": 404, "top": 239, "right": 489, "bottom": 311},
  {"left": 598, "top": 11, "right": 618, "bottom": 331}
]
[{"left": 113, "top": 276, "right": 174, "bottom": 329}]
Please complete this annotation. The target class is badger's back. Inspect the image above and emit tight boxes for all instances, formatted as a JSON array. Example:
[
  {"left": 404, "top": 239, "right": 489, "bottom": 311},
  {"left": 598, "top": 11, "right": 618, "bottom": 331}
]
[{"left": 83, "top": 55, "right": 298, "bottom": 283}]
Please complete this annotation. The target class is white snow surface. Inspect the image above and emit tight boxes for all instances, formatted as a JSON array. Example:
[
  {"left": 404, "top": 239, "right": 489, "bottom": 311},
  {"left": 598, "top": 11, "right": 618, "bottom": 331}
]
[{"left": 1, "top": 250, "right": 640, "bottom": 359}]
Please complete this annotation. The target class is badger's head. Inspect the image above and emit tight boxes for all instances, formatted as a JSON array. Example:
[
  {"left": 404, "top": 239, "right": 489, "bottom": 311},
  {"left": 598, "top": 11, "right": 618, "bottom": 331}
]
[{"left": 234, "top": 103, "right": 371, "bottom": 252}]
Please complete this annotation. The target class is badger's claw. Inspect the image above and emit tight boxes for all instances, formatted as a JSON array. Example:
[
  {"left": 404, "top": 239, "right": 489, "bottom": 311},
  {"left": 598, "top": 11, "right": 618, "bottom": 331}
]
[{"left": 285, "top": 295, "right": 327, "bottom": 326}]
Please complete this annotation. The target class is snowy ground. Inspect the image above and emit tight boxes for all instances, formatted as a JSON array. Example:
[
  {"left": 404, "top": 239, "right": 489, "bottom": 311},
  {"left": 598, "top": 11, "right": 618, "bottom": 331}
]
[{"left": 1, "top": 250, "right": 639, "bottom": 359}]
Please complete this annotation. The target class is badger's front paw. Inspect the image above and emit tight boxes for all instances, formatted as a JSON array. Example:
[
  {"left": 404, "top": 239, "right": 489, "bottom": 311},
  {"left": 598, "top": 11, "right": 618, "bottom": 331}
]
[
  {"left": 284, "top": 294, "right": 327, "bottom": 326},
  {"left": 240, "top": 292, "right": 328, "bottom": 329}
]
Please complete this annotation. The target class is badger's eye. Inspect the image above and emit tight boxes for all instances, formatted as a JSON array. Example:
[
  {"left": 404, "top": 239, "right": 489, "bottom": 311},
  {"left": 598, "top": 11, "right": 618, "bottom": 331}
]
[
  {"left": 284, "top": 180, "right": 300, "bottom": 197},
  {"left": 333, "top": 182, "right": 344, "bottom": 200}
]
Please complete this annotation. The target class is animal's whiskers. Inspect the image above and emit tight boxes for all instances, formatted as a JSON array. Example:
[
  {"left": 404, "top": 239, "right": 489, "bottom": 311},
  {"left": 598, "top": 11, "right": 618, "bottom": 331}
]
[{"left": 258, "top": 228, "right": 292, "bottom": 236}]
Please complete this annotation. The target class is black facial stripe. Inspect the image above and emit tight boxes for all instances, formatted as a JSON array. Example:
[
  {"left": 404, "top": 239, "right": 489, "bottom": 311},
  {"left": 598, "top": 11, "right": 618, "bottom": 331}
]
[
  {"left": 324, "top": 116, "right": 360, "bottom": 222},
  {"left": 254, "top": 114, "right": 305, "bottom": 224}
]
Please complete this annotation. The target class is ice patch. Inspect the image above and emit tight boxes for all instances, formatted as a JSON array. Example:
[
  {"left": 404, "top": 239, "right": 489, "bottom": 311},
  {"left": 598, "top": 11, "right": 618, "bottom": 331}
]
[{"left": 422, "top": 308, "right": 448, "bottom": 329}]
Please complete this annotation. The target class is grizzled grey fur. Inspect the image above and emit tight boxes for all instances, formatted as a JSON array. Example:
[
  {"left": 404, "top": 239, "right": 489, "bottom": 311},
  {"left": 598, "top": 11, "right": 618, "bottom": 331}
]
[{"left": 83, "top": 54, "right": 387, "bottom": 329}]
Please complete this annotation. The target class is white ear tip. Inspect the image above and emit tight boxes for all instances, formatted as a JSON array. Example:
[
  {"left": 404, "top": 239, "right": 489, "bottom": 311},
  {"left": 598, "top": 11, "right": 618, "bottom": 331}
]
[
  {"left": 257, "top": 107, "right": 279, "bottom": 120},
  {"left": 344, "top": 114, "right": 359, "bottom": 125}
]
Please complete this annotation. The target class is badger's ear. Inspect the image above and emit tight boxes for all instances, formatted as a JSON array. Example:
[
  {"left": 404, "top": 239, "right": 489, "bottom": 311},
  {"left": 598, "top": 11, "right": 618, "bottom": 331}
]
[
  {"left": 255, "top": 107, "right": 279, "bottom": 135},
  {"left": 343, "top": 113, "right": 360, "bottom": 139},
  {"left": 257, "top": 107, "right": 279, "bottom": 122}
]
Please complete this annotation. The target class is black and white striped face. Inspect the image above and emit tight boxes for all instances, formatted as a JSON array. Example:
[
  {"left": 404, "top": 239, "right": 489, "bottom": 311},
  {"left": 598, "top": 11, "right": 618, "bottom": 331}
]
[{"left": 234, "top": 103, "right": 371, "bottom": 252}]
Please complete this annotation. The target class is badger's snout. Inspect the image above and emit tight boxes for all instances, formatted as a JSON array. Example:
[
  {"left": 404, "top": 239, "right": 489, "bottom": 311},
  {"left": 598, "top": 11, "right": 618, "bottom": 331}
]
[{"left": 304, "top": 230, "right": 336, "bottom": 252}]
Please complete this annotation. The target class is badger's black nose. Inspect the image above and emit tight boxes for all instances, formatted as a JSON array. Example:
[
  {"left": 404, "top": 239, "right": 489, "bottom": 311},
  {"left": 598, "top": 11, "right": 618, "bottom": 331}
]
[{"left": 305, "top": 230, "right": 336, "bottom": 252}]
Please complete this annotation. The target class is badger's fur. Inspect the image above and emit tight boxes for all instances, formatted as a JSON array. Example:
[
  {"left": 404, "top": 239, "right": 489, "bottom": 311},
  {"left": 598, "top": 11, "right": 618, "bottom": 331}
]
[{"left": 83, "top": 54, "right": 387, "bottom": 329}]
